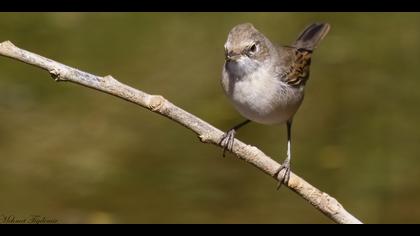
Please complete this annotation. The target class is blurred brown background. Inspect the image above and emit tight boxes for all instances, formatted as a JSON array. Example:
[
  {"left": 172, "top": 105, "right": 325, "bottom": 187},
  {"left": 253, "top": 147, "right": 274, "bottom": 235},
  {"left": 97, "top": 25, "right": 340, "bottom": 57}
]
[{"left": 0, "top": 13, "right": 419, "bottom": 223}]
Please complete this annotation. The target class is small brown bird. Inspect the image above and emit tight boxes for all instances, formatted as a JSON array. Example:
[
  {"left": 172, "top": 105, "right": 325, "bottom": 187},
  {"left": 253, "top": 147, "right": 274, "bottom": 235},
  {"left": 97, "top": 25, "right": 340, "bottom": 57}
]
[{"left": 220, "top": 22, "right": 330, "bottom": 188}]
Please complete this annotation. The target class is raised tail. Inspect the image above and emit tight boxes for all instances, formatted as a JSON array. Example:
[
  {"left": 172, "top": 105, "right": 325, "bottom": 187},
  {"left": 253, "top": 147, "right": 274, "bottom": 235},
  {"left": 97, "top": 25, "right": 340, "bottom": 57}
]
[{"left": 292, "top": 22, "right": 330, "bottom": 51}]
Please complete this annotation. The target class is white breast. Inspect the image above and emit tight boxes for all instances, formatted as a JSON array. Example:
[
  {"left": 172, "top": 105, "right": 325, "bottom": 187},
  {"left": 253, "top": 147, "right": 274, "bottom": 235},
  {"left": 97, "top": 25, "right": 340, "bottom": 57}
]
[{"left": 222, "top": 60, "right": 304, "bottom": 125}]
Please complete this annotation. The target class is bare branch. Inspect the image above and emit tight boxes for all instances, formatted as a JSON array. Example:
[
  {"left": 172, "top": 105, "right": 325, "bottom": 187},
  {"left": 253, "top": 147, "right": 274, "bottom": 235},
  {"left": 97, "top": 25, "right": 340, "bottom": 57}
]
[{"left": 0, "top": 40, "right": 362, "bottom": 224}]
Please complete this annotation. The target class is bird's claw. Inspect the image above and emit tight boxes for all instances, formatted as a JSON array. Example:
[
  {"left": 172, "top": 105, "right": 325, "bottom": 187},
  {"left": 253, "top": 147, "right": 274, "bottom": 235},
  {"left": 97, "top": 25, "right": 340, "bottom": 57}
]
[
  {"left": 276, "top": 161, "right": 291, "bottom": 190},
  {"left": 220, "top": 129, "right": 236, "bottom": 157}
]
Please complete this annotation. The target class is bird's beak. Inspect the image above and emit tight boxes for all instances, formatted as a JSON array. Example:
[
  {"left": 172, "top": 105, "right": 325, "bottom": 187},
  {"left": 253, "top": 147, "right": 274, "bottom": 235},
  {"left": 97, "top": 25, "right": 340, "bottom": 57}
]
[{"left": 225, "top": 53, "right": 241, "bottom": 62}]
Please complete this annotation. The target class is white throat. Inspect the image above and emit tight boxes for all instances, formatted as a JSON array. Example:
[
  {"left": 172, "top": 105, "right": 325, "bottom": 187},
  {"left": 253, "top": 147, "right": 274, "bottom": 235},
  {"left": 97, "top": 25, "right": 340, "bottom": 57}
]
[{"left": 225, "top": 56, "right": 263, "bottom": 79}]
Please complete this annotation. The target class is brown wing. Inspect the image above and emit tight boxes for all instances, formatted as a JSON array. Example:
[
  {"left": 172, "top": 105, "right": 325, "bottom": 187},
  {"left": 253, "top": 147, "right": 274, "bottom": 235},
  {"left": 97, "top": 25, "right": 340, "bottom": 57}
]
[{"left": 279, "top": 47, "right": 312, "bottom": 88}]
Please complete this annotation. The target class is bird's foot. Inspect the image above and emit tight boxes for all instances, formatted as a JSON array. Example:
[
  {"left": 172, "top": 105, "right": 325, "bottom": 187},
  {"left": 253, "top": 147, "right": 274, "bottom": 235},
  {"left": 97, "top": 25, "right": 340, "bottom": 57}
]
[
  {"left": 219, "top": 129, "right": 236, "bottom": 157},
  {"left": 275, "top": 160, "right": 291, "bottom": 190}
]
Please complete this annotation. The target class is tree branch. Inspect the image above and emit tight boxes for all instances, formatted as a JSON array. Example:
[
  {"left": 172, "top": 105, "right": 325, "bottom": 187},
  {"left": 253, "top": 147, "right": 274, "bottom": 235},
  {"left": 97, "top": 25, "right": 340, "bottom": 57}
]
[{"left": 0, "top": 40, "right": 362, "bottom": 224}]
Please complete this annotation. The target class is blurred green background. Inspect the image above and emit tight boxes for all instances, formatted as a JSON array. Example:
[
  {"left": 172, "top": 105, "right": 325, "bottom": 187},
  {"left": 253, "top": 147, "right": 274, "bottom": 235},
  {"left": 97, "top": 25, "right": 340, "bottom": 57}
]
[{"left": 0, "top": 12, "right": 419, "bottom": 224}]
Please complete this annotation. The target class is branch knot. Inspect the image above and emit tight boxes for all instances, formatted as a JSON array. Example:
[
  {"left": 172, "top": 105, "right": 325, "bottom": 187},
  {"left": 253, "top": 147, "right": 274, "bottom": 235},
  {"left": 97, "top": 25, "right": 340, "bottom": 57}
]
[
  {"left": 148, "top": 95, "right": 165, "bottom": 112},
  {"left": 49, "top": 68, "right": 66, "bottom": 82}
]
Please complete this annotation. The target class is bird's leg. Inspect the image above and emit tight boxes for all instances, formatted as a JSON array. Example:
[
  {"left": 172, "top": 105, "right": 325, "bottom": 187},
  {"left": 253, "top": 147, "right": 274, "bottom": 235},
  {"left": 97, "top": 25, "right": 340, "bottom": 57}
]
[
  {"left": 276, "top": 120, "right": 292, "bottom": 189},
  {"left": 220, "top": 120, "right": 251, "bottom": 157}
]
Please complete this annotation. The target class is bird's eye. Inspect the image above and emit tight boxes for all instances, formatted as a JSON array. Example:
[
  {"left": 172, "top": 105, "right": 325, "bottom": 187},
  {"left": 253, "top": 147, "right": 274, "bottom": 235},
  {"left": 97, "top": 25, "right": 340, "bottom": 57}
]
[
  {"left": 249, "top": 44, "right": 257, "bottom": 53},
  {"left": 247, "top": 43, "right": 257, "bottom": 56}
]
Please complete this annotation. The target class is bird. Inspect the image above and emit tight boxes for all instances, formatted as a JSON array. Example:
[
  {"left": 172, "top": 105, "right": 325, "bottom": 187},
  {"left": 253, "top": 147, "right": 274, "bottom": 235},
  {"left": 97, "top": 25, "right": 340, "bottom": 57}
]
[{"left": 220, "top": 22, "right": 330, "bottom": 188}]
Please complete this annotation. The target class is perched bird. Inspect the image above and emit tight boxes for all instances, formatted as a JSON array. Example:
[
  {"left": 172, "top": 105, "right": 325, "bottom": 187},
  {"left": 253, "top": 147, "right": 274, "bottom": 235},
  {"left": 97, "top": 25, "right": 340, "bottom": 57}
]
[{"left": 220, "top": 22, "right": 330, "bottom": 188}]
